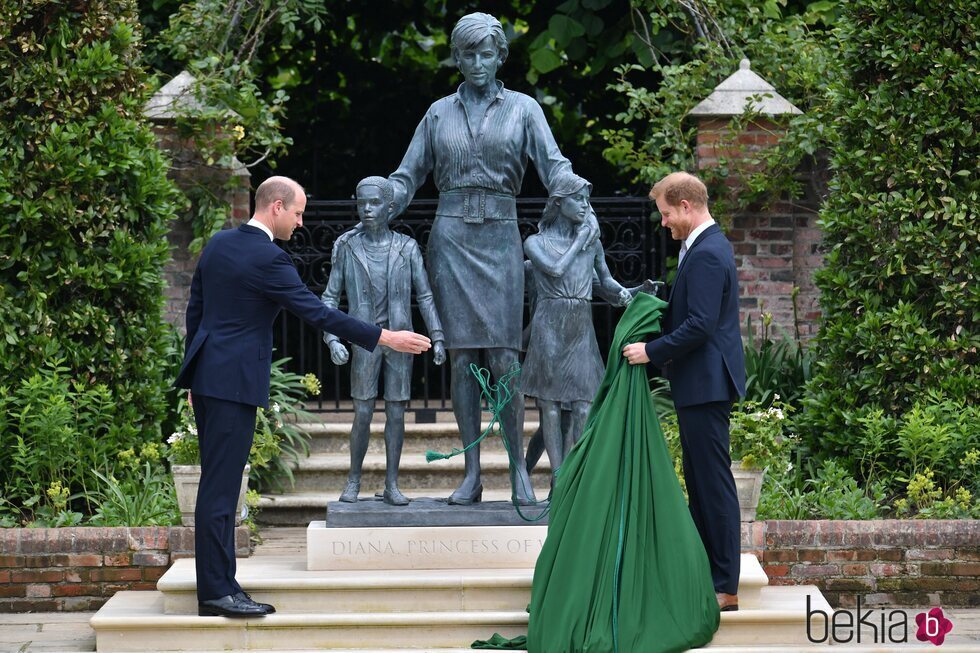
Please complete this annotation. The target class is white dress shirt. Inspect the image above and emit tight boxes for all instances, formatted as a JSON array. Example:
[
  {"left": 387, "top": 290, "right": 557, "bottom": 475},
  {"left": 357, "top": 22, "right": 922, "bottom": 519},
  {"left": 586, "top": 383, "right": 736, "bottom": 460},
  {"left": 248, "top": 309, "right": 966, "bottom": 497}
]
[
  {"left": 246, "top": 218, "right": 274, "bottom": 241},
  {"left": 678, "top": 218, "right": 715, "bottom": 267}
]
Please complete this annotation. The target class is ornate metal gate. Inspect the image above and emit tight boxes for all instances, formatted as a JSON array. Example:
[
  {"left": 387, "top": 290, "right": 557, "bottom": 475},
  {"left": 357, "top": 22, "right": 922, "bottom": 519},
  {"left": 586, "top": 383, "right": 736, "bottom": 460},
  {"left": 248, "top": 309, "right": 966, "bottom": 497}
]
[{"left": 274, "top": 196, "right": 670, "bottom": 413}]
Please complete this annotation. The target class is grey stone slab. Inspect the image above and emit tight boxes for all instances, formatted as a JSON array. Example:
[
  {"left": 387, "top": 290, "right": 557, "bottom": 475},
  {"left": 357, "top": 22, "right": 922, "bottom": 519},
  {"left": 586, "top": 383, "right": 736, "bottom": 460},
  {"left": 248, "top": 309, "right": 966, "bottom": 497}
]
[{"left": 324, "top": 497, "right": 549, "bottom": 528}]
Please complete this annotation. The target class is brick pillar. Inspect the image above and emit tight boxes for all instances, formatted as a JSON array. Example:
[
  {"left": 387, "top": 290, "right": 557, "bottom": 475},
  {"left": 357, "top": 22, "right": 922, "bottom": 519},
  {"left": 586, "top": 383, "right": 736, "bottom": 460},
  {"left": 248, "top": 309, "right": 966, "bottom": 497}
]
[
  {"left": 151, "top": 125, "right": 251, "bottom": 334},
  {"left": 694, "top": 119, "right": 822, "bottom": 341},
  {"left": 686, "top": 60, "right": 823, "bottom": 342}
]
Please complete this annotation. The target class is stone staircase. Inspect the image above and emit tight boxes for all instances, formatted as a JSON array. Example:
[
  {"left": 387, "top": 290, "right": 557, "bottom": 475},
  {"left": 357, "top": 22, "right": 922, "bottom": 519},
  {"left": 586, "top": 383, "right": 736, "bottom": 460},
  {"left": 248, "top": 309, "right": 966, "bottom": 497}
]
[
  {"left": 90, "top": 523, "right": 833, "bottom": 652},
  {"left": 257, "top": 417, "right": 551, "bottom": 526},
  {"left": 83, "top": 414, "right": 944, "bottom": 650}
]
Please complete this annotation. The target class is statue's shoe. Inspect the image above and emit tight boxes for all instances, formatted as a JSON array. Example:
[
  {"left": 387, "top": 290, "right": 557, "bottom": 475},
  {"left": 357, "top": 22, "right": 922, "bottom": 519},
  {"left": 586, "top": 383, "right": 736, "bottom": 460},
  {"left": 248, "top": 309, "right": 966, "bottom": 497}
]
[
  {"left": 339, "top": 480, "right": 360, "bottom": 503},
  {"left": 383, "top": 486, "right": 410, "bottom": 506},
  {"left": 511, "top": 492, "right": 538, "bottom": 507},
  {"left": 448, "top": 484, "right": 483, "bottom": 505}
]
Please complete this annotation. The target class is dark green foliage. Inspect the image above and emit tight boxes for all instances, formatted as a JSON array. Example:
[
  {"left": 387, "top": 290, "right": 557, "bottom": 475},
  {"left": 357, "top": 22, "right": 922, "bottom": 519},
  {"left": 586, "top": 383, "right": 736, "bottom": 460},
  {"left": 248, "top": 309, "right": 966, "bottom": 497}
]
[
  {"left": 743, "top": 315, "right": 814, "bottom": 407},
  {"left": 249, "top": 358, "right": 317, "bottom": 493},
  {"left": 0, "top": 1, "right": 180, "bottom": 521},
  {"left": 600, "top": 0, "right": 839, "bottom": 210},
  {"left": 759, "top": 458, "right": 886, "bottom": 520},
  {"left": 798, "top": 1, "right": 979, "bottom": 461}
]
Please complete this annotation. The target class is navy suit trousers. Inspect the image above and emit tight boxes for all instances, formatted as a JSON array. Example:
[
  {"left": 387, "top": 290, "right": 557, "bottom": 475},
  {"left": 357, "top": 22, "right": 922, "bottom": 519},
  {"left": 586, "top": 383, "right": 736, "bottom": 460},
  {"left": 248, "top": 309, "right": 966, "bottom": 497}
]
[
  {"left": 192, "top": 394, "right": 256, "bottom": 601},
  {"left": 676, "top": 400, "right": 741, "bottom": 595}
]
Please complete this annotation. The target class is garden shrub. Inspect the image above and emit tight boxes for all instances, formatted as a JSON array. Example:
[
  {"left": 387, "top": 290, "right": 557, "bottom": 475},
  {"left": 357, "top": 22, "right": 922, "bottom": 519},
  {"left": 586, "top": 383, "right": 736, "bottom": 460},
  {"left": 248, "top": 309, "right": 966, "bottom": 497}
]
[
  {"left": 799, "top": 1, "right": 979, "bottom": 460},
  {"left": 0, "top": 0, "right": 180, "bottom": 523}
]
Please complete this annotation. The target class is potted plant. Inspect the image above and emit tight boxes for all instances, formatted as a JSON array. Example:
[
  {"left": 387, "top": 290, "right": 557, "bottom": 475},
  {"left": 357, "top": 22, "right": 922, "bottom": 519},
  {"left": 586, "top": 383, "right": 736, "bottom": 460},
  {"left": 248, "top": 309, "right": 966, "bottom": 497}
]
[
  {"left": 728, "top": 396, "right": 794, "bottom": 521},
  {"left": 166, "top": 398, "right": 251, "bottom": 526}
]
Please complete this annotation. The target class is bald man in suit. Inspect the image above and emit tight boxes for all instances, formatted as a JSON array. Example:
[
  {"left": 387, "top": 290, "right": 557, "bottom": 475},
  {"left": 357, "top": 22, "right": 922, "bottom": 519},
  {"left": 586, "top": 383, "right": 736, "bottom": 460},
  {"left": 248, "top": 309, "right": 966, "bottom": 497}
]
[{"left": 176, "top": 176, "right": 431, "bottom": 617}]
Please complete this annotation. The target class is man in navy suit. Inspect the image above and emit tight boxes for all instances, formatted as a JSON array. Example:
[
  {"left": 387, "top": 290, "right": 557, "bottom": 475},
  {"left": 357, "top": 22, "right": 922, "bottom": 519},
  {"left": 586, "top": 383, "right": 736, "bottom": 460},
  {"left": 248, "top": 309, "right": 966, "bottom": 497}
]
[
  {"left": 175, "top": 176, "right": 431, "bottom": 617},
  {"left": 622, "top": 171, "right": 746, "bottom": 612}
]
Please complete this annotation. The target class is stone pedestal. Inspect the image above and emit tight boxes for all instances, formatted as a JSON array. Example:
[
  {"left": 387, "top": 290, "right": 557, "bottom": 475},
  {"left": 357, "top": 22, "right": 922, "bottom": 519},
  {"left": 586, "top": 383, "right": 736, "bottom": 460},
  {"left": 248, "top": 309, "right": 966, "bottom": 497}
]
[
  {"left": 307, "top": 521, "right": 547, "bottom": 571},
  {"left": 325, "top": 496, "right": 549, "bottom": 528}
]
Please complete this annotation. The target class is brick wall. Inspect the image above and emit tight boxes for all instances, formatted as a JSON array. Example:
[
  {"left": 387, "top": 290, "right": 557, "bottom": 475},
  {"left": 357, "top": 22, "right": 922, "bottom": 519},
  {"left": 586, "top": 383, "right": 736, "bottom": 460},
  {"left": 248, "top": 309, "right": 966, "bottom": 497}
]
[
  {"left": 741, "top": 520, "right": 980, "bottom": 608},
  {"left": 0, "top": 526, "right": 249, "bottom": 612},
  {"left": 695, "top": 117, "right": 824, "bottom": 341}
]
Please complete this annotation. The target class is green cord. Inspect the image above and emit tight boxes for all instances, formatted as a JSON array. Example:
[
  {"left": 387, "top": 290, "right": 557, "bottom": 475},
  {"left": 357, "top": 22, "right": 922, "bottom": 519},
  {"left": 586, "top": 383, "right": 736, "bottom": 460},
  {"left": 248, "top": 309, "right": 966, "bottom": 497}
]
[{"left": 425, "top": 362, "right": 549, "bottom": 521}]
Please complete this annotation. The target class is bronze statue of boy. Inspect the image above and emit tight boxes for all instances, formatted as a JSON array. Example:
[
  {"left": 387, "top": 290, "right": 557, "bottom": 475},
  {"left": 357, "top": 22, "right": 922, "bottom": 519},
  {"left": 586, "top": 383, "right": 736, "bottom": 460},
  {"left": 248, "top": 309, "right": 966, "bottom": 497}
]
[{"left": 321, "top": 176, "right": 446, "bottom": 505}]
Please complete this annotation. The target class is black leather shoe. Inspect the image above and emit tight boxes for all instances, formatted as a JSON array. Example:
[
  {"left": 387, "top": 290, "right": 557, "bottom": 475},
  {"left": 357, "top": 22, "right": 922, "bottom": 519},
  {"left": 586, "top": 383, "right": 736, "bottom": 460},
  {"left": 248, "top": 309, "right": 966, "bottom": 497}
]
[
  {"left": 198, "top": 593, "right": 273, "bottom": 618},
  {"left": 233, "top": 591, "right": 276, "bottom": 614}
]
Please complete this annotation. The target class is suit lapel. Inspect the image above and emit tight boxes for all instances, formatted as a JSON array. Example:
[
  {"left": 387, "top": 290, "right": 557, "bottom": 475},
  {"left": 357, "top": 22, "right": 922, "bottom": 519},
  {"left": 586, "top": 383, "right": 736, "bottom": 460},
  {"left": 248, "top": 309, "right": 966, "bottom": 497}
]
[{"left": 668, "top": 223, "right": 720, "bottom": 302}]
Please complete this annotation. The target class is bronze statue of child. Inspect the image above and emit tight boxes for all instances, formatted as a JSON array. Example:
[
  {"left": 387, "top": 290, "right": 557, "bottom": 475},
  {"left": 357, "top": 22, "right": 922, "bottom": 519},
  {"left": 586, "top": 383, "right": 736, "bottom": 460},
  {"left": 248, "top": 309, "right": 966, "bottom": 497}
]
[
  {"left": 321, "top": 176, "right": 446, "bottom": 505},
  {"left": 521, "top": 175, "right": 633, "bottom": 472}
]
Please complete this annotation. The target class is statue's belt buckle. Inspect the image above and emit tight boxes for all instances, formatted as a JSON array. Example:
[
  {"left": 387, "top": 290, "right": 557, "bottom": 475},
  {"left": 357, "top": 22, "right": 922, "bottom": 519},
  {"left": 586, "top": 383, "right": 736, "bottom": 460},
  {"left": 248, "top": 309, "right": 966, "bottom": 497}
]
[{"left": 462, "top": 191, "right": 486, "bottom": 224}]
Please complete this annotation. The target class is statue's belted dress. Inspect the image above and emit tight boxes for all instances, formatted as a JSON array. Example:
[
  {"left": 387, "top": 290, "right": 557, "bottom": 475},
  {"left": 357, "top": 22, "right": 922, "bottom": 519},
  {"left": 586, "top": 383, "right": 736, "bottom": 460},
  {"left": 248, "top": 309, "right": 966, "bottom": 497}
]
[{"left": 389, "top": 82, "right": 577, "bottom": 351}]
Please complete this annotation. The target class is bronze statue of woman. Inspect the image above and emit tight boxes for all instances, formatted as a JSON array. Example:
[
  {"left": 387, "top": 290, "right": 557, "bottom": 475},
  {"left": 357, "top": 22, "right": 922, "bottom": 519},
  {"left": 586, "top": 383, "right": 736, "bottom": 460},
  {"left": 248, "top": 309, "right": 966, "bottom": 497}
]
[{"left": 387, "top": 13, "right": 595, "bottom": 505}]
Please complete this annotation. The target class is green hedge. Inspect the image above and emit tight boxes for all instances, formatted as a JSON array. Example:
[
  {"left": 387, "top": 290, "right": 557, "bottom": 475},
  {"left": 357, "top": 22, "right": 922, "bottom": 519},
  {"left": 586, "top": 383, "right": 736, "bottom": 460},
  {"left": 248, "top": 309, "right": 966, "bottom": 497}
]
[
  {"left": 800, "top": 1, "right": 979, "bottom": 464},
  {"left": 0, "top": 1, "right": 180, "bottom": 519}
]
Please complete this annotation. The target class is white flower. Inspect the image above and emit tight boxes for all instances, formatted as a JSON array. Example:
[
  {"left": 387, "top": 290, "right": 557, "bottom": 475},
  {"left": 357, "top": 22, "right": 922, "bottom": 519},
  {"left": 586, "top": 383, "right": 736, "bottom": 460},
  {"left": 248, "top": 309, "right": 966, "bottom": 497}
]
[
  {"left": 785, "top": 462, "right": 794, "bottom": 473},
  {"left": 765, "top": 407, "right": 786, "bottom": 420},
  {"left": 272, "top": 403, "right": 281, "bottom": 413},
  {"left": 167, "top": 431, "right": 183, "bottom": 444},
  {"left": 774, "top": 394, "right": 781, "bottom": 401}
]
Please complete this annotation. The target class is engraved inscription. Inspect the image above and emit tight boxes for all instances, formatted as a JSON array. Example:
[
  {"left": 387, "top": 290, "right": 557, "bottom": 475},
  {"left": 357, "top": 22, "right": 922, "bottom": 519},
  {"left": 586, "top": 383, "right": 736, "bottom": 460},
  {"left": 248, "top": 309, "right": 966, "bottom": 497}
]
[
  {"left": 331, "top": 540, "right": 397, "bottom": 556},
  {"left": 326, "top": 536, "right": 545, "bottom": 557}
]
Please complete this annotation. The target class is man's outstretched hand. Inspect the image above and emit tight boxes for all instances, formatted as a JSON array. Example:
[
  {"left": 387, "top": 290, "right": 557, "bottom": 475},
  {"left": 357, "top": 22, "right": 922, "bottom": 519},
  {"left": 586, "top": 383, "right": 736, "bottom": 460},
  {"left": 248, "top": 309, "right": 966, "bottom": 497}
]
[{"left": 380, "top": 329, "right": 432, "bottom": 355}]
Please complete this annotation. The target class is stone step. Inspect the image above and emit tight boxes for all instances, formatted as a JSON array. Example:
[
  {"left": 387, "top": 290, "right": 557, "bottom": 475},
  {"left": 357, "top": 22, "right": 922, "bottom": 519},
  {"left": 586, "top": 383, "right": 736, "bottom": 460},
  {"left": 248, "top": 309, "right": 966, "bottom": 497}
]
[
  {"left": 256, "top": 489, "right": 553, "bottom": 527},
  {"left": 91, "top": 592, "right": 527, "bottom": 652},
  {"left": 91, "top": 584, "right": 832, "bottom": 651},
  {"left": 299, "top": 421, "right": 541, "bottom": 455},
  {"left": 288, "top": 452, "right": 552, "bottom": 494},
  {"left": 156, "top": 553, "right": 771, "bottom": 614}
]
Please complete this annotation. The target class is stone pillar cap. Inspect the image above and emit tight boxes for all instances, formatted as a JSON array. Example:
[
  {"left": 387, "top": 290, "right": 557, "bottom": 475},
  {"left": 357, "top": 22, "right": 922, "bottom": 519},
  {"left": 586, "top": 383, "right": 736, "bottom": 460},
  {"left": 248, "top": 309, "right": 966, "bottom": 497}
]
[
  {"left": 688, "top": 59, "right": 802, "bottom": 117},
  {"left": 144, "top": 70, "right": 241, "bottom": 122}
]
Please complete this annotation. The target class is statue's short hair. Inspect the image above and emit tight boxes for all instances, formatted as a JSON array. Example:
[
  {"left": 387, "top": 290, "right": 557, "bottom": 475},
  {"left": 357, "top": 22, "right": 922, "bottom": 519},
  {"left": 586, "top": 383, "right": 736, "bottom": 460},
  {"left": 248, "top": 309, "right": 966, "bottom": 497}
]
[
  {"left": 451, "top": 13, "right": 508, "bottom": 63},
  {"left": 540, "top": 178, "right": 591, "bottom": 233},
  {"left": 255, "top": 176, "right": 302, "bottom": 210},
  {"left": 356, "top": 176, "right": 394, "bottom": 206},
  {"left": 649, "top": 172, "right": 708, "bottom": 208}
]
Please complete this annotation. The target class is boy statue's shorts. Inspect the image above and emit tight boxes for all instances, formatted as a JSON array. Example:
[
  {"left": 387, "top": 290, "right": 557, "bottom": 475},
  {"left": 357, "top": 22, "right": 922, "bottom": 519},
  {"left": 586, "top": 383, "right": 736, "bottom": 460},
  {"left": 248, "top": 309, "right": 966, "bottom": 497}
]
[{"left": 349, "top": 345, "right": 413, "bottom": 402}]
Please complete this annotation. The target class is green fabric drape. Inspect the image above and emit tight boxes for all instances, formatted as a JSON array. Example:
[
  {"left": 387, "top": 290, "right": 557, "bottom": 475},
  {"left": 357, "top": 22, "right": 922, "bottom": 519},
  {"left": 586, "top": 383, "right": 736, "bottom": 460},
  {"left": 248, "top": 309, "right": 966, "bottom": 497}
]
[{"left": 476, "top": 293, "right": 720, "bottom": 652}]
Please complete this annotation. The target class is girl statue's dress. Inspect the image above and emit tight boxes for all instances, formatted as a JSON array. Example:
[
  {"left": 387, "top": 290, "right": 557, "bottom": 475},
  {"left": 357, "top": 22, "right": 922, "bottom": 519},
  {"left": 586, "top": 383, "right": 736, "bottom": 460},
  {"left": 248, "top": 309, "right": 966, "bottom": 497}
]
[
  {"left": 521, "top": 235, "right": 604, "bottom": 405},
  {"left": 476, "top": 292, "right": 720, "bottom": 652}
]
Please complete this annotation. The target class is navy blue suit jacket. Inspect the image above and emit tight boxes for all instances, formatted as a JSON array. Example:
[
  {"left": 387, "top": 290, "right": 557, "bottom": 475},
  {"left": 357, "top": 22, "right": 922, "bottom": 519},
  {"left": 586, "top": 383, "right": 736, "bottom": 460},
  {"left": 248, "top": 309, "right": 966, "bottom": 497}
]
[
  {"left": 175, "top": 225, "right": 382, "bottom": 408},
  {"left": 645, "top": 223, "right": 746, "bottom": 409}
]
